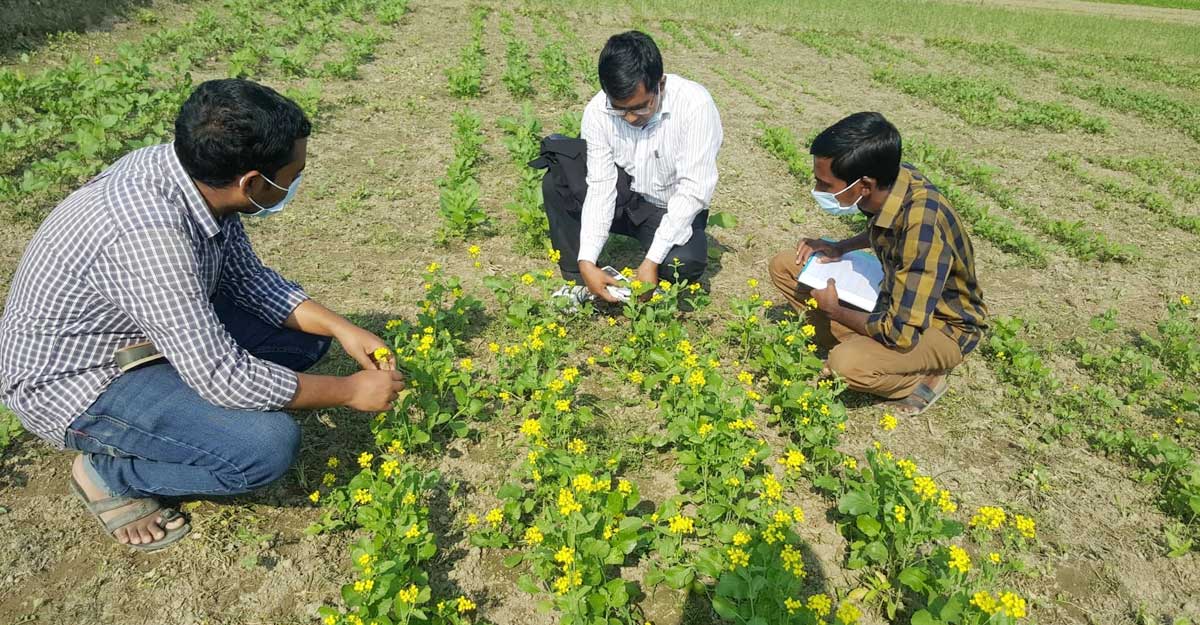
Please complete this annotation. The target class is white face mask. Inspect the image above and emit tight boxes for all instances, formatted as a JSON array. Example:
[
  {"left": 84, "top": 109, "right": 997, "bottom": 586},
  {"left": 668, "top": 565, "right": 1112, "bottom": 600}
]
[
  {"left": 243, "top": 172, "right": 302, "bottom": 217},
  {"left": 811, "top": 178, "right": 862, "bottom": 216}
]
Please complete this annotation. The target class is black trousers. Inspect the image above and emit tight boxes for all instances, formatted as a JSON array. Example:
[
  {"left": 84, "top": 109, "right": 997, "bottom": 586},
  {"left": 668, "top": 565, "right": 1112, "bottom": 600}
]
[{"left": 535, "top": 136, "right": 708, "bottom": 284}]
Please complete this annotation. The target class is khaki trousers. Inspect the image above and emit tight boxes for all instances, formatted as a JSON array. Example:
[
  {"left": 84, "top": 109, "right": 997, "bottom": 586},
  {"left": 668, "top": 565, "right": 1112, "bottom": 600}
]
[{"left": 767, "top": 250, "right": 963, "bottom": 399}]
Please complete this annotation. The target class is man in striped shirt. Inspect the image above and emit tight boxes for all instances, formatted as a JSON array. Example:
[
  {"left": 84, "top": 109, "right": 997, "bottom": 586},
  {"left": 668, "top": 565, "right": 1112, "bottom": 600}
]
[
  {"left": 0, "top": 79, "right": 405, "bottom": 550},
  {"left": 540, "top": 31, "right": 723, "bottom": 298},
  {"left": 768, "top": 112, "right": 988, "bottom": 415}
]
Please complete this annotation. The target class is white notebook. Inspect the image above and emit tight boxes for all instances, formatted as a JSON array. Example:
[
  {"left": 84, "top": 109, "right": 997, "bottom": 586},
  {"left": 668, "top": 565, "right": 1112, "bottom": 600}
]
[{"left": 798, "top": 250, "right": 884, "bottom": 312}]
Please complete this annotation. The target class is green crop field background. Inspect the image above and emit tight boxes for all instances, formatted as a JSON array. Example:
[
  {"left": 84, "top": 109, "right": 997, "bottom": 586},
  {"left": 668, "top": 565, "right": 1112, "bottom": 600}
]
[{"left": 0, "top": 0, "right": 1198, "bottom": 624}]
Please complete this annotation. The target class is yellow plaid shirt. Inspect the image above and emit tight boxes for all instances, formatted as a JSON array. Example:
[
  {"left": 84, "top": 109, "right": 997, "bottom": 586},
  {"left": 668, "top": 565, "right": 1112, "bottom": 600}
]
[{"left": 865, "top": 164, "right": 988, "bottom": 353}]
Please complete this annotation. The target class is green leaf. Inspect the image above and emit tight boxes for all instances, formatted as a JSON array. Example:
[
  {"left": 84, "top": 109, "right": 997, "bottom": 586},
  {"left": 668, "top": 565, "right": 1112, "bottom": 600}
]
[
  {"left": 497, "top": 483, "right": 524, "bottom": 499},
  {"left": 898, "top": 566, "right": 928, "bottom": 591},
  {"left": 708, "top": 211, "right": 738, "bottom": 229},
  {"left": 604, "top": 579, "right": 629, "bottom": 606},
  {"left": 663, "top": 565, "right": 694, "bottom": 589},
  {"left": 503, "top": 553, "right": 524, "bottom": 567},
  {"left": 418, "top": 542, "right": 436, "bottom": 559},
  {"left": 606, "top": 492, "right": 625, "bottom": 516},
  {"left": 613, "top": 534, "right": 639, "bottom": 556},
  {"left": 711, "top": 595, "right": 739, "bottom": 620},
  {"left": 856, "top": 514, "right": 881, "bottom": 537},
  {"left": 647, "top": 347, "right": 671, "bottom": 369},
  {"left": 938, "top": 520, "right": 964, "bottom": 538},
  {"left": 940, "top": 594, "right": 964, "bottom": 621},
  {"left": 587, "top": 592, "right": 606, "bottom": 614},
  {"left": 699, "top": 502, "right": 727, "bottom": 521},
  {"left": 585, "top": 540, "right": 611, "bottom": 560},
  {"left": 677, "top": 468, "right": 701, "bottom": 489},
  {"left": 813, "top": 474, "right": 840, "bottom": 492},
  {"left": 838, "top": 491, "right": 875, "bottom": 516},
  {"left": 864, "top": 541, "right": 888, "bottom": 562},
  {"left": 517, "top": 574, "right": 541, "bottom": 594},
  {"left": 911, "top": 609, "right": 940, "bottom": 625},
  {"left": 695, "top": 547, "right": 724, "bottom": 578},
  {"left": 715, "top": 572, "right": 747, "bottom": 598},
  {"left": 468, "top": 533, "right": 491, "bottom": 547},
  {"left": 644, "top": 566, "right": 665, "bottom": 587}
]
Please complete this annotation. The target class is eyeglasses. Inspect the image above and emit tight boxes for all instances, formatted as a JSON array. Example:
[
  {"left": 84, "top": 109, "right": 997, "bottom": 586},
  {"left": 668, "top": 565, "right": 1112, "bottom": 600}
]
[{"left": 604, "top": 88, "right": 660, "bottom": 117}]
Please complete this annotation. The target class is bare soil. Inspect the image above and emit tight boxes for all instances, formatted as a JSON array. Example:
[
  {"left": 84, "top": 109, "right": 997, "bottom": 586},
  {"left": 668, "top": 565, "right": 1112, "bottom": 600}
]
[{"left": 1, "top": 1, "right": 1198, "bottom": 624}]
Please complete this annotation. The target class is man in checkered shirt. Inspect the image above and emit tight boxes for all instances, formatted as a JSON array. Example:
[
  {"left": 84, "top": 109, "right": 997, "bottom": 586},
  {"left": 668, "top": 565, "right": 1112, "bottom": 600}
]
[{"left": 0, "top": 79, "right": 406, "bottom": 551}]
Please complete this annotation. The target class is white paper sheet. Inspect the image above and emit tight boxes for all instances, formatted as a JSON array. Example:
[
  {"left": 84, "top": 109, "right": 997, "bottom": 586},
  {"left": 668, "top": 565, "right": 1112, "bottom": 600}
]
[{"left": 797, "top": 250, "right": 884, "bottom": 312}]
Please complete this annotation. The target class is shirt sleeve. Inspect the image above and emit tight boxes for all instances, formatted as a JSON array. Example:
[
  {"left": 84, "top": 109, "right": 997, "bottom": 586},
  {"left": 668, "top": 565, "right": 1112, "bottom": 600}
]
[
  {"left": 646, "top": 95, "right": 723, "bottom": 265},
  {"left": 219, "top": 216, "right": 309, "bottom": 327},
  {"left": 577, "top": 102, "right": 618, "bottom": 265},
  {"left": 865, "top": 207, "right": 952, "bottom": 350},
  {"left": 91, "top": 227, "right": 298, "bottom": 410}
]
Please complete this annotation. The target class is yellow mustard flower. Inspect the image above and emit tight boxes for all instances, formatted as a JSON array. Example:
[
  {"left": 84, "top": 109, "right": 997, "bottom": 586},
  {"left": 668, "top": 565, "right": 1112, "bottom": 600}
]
[
  {"left": 948, "top": 545, "right": 971, "bottom": 574},
  {"left": 397, "top": 584, "right": 419, "bottom": 604},
  {"left": 807, "top": 593, "right": 832, "bottom": 617},
  {"left": 726, "top": 547, "right": 750, "bottom": 570}
]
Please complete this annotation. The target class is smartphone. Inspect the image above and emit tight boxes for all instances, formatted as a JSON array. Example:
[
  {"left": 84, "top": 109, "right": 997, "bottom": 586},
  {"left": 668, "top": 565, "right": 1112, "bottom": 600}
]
[{"left": 601, "top": 266, "right": 629, "bottom": 282}]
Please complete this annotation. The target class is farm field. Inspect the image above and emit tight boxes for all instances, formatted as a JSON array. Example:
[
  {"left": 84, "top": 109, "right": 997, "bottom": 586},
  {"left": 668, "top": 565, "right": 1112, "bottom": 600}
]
[{"left": 0, "top": 0, "right": 1199, "bottom": 624}]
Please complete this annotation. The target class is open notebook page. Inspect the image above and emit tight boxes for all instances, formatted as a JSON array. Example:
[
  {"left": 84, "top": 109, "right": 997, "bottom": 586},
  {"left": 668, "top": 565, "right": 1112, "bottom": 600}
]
[{"left": 797, "top": 250, "right": 884, "bottom": 312}]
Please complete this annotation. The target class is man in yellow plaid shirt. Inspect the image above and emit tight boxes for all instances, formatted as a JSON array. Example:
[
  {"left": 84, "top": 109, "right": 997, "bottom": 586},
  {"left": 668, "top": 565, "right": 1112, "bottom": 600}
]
[{"left": 768, "top": 112, "right": 987, "bottom": 415}]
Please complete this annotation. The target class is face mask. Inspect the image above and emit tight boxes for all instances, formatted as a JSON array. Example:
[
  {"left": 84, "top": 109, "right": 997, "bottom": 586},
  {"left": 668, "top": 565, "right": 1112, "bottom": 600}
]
[
  {"left": 244, "top": 172, "right": 302, "bottom": 217},
  {"left": 811, "top": 178, "right": 862, "bottom": 216},
  {"left": 623, "top": 108, "right": 662, "bottom": 129}
]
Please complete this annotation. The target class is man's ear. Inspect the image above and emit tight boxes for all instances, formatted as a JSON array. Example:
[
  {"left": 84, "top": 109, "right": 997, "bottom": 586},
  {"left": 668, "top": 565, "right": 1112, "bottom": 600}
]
[
  {"left": 860, "top": 176, "right": 879, "bottom": 197},
  {"left": 238, "top": 171, "right": 261, "bottom": 192}
]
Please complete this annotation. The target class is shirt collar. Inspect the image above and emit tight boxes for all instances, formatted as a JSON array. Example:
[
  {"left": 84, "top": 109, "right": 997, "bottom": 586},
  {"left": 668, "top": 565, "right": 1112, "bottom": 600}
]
[
  {"left": 657, "top": 74, "right": 676, "bottom": 118},
  {"left": 870, "top": 165, "right": 914, "bottom": 231},
  {"left": 165, "top": 142, "right": 223, "bottom": 239}
]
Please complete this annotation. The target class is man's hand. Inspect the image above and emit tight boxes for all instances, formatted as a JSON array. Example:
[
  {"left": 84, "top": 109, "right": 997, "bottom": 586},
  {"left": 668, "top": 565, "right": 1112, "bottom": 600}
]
[
  {"left": 811, "top": 278, "right": 842, "bottom": 313},
  {"left": 796, "top": 238, "right": 843, "bottom": 267},
  {"left": 635, "top": 258, "right": 659, "bottom": 301},
  {"left": 285, "top": 301, "right": 393, "bottom": 370},
  {"left": 346, "top": 369, "right": 407, "bottom": 412},
  {"left": 579, "top": 261, "right": 621, "bottom": 303},
  {"left": 336, "top": 325, "right": 394, "bottom": 371}
]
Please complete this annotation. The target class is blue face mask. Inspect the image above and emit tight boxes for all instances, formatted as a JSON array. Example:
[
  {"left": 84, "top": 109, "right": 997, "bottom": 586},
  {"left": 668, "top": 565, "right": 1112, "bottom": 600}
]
[
  {"left": 244, "top": 172, "right": 302, "bottom": 217},
  {"left": 811, "top": 178, "right": 862, "bottom": 216}
]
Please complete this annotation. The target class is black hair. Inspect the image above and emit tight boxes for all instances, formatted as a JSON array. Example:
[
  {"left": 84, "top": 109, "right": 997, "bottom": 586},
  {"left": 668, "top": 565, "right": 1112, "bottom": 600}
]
[
  {"left": 598, "top": 31, "right": 663, "bottom": 101},
  {"left": 173, "top": 79, "right": 311, "bottom": 188},
  {"left": 809, "top": 112, "right": 902, "bottom": 188}
]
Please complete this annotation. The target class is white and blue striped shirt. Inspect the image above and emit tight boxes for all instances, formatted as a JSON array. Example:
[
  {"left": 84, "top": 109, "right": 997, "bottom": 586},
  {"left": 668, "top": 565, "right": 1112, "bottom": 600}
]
[
  {"left": 0, "top": 143, "right": 308, "bottom": 448},
  {"left": 578, "top": 73, "right": 724, "bottom": 265}
]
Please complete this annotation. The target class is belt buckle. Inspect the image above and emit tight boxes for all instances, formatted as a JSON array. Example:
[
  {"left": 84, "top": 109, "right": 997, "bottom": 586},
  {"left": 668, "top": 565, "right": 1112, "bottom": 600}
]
[{"left": 114, "top": 341, "right": 164, "bottom": 372}]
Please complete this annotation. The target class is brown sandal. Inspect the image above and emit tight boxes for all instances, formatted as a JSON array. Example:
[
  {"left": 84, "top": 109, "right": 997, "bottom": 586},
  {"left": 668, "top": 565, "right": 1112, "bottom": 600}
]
[
  {"left": 69, "top": 475, "right": 190, "bottom": 552},
  {"left": 887, "top": 376, "right": 950, "bottom": 416}
]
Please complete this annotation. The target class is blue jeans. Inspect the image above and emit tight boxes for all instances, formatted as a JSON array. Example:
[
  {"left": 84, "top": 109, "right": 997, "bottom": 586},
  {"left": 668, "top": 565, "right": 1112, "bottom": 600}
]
[{"left": 64, "top": 295, "right": 331, "bottom": 498}]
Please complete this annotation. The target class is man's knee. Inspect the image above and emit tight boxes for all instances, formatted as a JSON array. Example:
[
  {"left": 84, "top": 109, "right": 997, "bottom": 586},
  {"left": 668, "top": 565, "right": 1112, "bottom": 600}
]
[
  {"left": 262, "top": 333, "right": 331, "bottom": 372},
  {"left": 827, "top": 343, "right": 879, "bottom": 389},
  {"left": 301, "top": 335, "right": 332, "bottom": 371},
  {"left": 222, "top": 412, "right": 300, "bottom": 492},
  {"left": 768, "top": 249, "right": 799, "bottom": 288}
]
